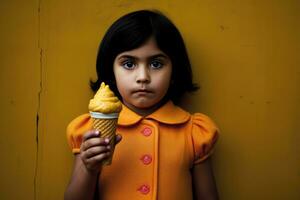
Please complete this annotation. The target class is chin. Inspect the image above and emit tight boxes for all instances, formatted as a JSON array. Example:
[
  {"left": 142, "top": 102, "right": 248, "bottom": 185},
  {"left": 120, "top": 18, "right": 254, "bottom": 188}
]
[
  {"left": 133, "top": 102, "right": 154, "bottom": 109},
  {"left": 132, "top": 99, "right": 157, "bottom": 109}
]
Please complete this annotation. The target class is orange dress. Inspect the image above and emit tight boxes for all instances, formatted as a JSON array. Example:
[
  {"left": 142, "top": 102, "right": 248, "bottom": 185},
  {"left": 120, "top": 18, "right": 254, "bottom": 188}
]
[{"left": 67, "top": 101, "right": 219, "bottom": 200}]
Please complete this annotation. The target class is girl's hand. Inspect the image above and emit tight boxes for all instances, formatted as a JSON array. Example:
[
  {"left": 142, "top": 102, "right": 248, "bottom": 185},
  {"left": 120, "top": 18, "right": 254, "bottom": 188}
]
[{"left": 80, "top": 130, "right": 122, "bottom": 174}]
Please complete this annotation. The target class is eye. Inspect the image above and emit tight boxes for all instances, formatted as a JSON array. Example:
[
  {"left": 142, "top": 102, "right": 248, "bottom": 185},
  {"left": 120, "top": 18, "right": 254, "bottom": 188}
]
[
  {"left": 122, "top": 60, "right": 135, "bottom": 69},
  {"left": 150, "top": 60, "right": 163, "bottom": 69}
]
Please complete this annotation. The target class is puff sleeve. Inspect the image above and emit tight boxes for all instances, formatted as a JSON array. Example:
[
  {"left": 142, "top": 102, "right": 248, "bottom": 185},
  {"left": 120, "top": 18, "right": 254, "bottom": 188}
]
[
  {"left": 190, "top": 113, "right": 219, "bottom": 164},
  {"left": 66, "top": 114, "right": 93, "bottom": 154}
]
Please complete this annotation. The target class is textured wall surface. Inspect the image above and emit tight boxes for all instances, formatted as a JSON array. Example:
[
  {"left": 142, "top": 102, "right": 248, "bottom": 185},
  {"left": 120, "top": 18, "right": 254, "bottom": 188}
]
[{"left": 0, "top": 0, "right": 299, "bottom": 199}]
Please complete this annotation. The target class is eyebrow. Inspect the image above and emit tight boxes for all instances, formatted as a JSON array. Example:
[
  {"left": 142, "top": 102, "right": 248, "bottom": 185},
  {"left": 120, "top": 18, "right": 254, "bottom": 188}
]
[{"left": 117, "top": 53, "right": 168, "bottom": 61}]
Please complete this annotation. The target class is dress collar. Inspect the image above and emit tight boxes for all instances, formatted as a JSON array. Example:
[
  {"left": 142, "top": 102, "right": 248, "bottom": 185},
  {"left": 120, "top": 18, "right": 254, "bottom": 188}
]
[{"left": 118, "top": 101, "right": 190, "bottom": 126}]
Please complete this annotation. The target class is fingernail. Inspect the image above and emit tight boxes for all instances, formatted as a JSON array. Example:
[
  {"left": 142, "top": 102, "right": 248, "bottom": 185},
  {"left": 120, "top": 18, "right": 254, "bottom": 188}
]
[
  {"left": 105, "top": 138, "right": 109, "bottom": 143},
  {"left": 107, "top": 145, "right": 111, "bottom": 149}
]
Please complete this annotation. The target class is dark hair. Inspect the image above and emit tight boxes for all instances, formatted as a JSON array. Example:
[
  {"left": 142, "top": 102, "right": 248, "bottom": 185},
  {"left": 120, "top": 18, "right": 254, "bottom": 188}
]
[{"left": 90, "top": 9, "right": 198, "bottom": 103}]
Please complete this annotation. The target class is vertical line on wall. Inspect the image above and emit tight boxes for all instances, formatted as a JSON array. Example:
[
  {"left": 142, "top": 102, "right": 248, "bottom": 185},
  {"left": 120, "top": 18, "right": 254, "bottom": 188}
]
[{"left": 34, "top": 0, "right": 43, "bottom": 199}]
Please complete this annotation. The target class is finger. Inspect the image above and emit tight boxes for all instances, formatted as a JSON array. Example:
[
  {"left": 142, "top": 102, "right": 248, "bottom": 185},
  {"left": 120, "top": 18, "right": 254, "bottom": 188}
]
[
  {"left": 82, "top": 130, "right": 100, "bottom": 141},
  {"left": 84, "top": 146, "right": 110, "bottom": 159},
  {"left": 81, "top": 137, "right": 109, "bottom": 152},
  {"left": 115, "top": 134, "right": 122, "bottom": 144},
  {"left": 86, "top": 151, "right": 111, "bottom": 165}
]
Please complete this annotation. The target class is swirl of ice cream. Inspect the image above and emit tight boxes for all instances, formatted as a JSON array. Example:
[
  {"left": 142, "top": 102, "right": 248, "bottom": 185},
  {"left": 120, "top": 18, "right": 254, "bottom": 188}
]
[{"left": 88, "top": 82, "right": 122, "bottom": 114}]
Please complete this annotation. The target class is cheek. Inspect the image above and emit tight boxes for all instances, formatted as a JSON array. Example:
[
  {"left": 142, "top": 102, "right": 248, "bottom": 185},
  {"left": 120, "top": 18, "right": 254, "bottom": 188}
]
[
  {"left": 114, "top": 71, "right": 130, "bottom": 95},
  {"left": 162, "top": 78, "right": 171, "bottom": 93},
  {"left": 114, "top": 67, "right": 125, "bottom": 85},
  {"left": 154, "top": 71, "right": 172, "bottom": 93},
  {"left": 115, "top": 74, "right": 131, "bottom": 87}
]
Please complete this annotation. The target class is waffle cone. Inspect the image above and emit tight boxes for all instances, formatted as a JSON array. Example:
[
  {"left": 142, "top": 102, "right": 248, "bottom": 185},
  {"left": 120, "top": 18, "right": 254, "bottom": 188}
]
[{"left": 92, "top": 118, "right": 118, "bottom": 166}]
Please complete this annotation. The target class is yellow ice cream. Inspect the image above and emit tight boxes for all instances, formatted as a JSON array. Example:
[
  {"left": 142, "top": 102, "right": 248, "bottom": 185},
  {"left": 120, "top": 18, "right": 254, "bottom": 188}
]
[{"left": 88, "top": 82, "right": 122, "bottom": 114}]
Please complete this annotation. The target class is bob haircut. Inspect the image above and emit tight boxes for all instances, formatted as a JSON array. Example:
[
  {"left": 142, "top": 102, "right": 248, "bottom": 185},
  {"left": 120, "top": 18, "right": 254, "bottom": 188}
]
[{"left": 91, "top": 9, "right": 198, "bottom": 103}]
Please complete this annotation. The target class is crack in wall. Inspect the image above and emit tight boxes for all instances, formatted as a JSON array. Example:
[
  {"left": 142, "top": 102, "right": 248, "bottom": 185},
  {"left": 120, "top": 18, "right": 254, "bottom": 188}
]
[
  {"left": 34, "top": 0, "right": 43, "bottom": 199},
  {"left": 34, "top": 48, "right": 43, "bottom": 200}
]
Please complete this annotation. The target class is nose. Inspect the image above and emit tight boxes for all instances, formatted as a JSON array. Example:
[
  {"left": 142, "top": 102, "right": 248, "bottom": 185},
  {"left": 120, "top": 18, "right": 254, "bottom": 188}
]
[{"left": 136, "top": 65, "right": 150, "bottom": 84}]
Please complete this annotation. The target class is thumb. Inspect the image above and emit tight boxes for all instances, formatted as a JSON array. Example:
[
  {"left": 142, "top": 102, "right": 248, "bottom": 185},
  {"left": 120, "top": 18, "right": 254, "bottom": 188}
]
[{"left": 115, "top": 134, "right": 122, "bottom": 145}]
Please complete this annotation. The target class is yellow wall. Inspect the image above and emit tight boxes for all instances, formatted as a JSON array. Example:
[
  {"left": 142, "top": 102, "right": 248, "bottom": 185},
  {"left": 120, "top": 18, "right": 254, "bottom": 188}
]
[{"left": 0, "top": 0, "right": 299, "bottom": 199}]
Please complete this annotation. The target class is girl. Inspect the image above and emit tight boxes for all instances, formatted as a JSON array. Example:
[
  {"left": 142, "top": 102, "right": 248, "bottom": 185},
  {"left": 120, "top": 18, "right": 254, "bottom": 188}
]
[{"left": 65, "top": 10, "right": 219, "bottom": 200}]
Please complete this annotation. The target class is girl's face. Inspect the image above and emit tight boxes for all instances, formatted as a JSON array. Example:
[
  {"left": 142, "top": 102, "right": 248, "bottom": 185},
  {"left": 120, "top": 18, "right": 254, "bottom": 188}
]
[{"left": 113, "top": 37, "right": 172, "bottom": 115}]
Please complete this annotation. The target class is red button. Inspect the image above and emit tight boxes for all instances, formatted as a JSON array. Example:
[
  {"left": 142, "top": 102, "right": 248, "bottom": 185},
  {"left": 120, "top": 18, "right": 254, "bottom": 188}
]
[
  {"left": 140, "top": 154, "right": 152, "bottom": 165},
  {"left": 138, "top": 184, "right": 150, "bottom": 194},
  {"left": 141, "top": 127, "right": 152, "bottom": 136}
]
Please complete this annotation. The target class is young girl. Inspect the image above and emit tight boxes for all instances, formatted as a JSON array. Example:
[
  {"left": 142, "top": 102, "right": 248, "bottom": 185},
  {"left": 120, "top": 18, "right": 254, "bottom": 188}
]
[{"left": 65, "top": 10, "right": 219, "bottom": 200}]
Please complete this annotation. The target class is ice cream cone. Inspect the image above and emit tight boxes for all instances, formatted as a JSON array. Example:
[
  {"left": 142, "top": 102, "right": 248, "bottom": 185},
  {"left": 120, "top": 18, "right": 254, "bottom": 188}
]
[
  {"left": 91, "top": 115, "right": 118, "bottom": 165},
  {"left": 88, "top": 82, "right": 122, "bottom": 166}
]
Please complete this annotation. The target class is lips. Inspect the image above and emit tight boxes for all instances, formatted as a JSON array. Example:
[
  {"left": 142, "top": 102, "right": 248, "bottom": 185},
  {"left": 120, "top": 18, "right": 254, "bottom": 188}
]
[{"left": 133, "top": 89, "right": 153, "bottom": 95}]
